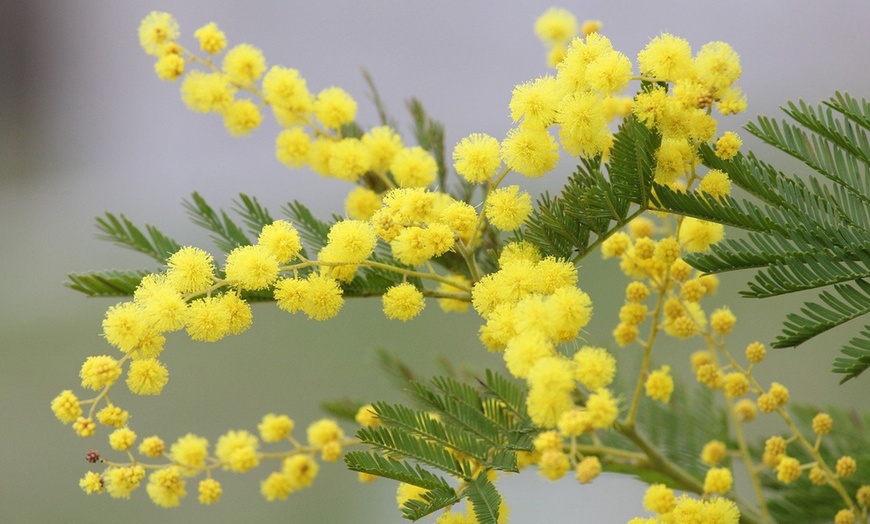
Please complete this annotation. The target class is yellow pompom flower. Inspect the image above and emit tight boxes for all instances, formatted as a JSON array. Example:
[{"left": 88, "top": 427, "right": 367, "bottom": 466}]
[
  {"left": 812, "top": 412, "right": 833, "bottom": 435},
  {"left": 702, "top": 440, "right": 727, "bottom": 466},
  {"left": 510, "top": 76, "right": 560, "bottom": 129},
  {"left": 328, "top": 138, "right": 372, "bottom": 182},
  {"left": 835, "top": 509, "right": 857, "bottom": 524},
  {"left": 643, "top": 483, "right": 676, "bottom": 514},
  {"left": 537, "top": 257, "right": 578, "bottom": 292},
  {"left": 601, "top": 231, "right": 630, "bottom": 258},
  {"left": 538, "top": 449, "right": 570, "bottom": 480},
  {"left": 301, "top": 274, "right": 344, "bottom": 320},
  {"left": 574, "top": 456, "right": 602, "bottom": 484},
  {"left": 51, "top": 390, "right": 82, "bottom": 424},
  {"left": 439, "top": 200, "right": 478, "bottom": 242},
  {"left": 534, "top": 8, "right": 577, "bottom": 46},
  {"left": 185, "top": 296, "right": 231, "bottom": 342},
  {"left": 222, "top": 43, "right": 266, "bottom": 87},
  {"left": 500, "top": 126, "right": 559, "bottom": 178},
  {"left": 216, "top": 293, "right": 252, "bottom": 335},
  {"left": 307, "top": 418, "right": 343, "bottom": 447},
  {"left": 73, "top": 416, "right": 97, "bottom": 437},
  {"left": 139, "top": 436, "right": 165, "bottom": 458},
  {"left": 586, "top": 51, "right": 633, "bottom": 94},
  {"left": 109, "top": 427, "right": 137, "bottom": 451},
  {"left": 154, "top": 54, "right": 184, "bottom": 82},
  {"left": 273, "top": 277, "right": 309, "bottom": 313},
  {"left": 558, "top": 91, "right": 611, "bottom": 157},
  {"left": 283, "top": 454, "right": 320, "bottom": 489},
  {"left": 102, "top": 302, "right": 149, "bottom": 353},
  {"left": 326, "top": 220, "right": 378, "bottom": 264},
  {"left": 776, "top": 456, "right": 802, "bottom": 483},
  {"left": 194, "top": 22, "right": 226, "bottom": 54},
  {"left": 581, "top": 20, "right": 602, "bottom": 36},
  {"left": 645, "top": 365, "right": 674, "bottom": 403},
  {"left": 680, "top": 217, "right": 724, "bottom": 252},
  {"left": 857, "top": 485, "right": 870, "bottom": 507},
  {"left": 275, "top": 128, "right": 312, "bottom": 168},
  {"left": 390, "top": 147, "right": 438, "bottom": 188},
  {"left": 699, "top": 169, "right": 732, "bottom": 199},
  {"left": 836, "top": 456, "right": 857, "bottom": 478},
  {"left": 486, "top": 185, "right": 533, "bottom": 231},
  {"left": 625, "top": 281, "right": 650, "bottom": 302},
  {"left": 715, "top": 131, "right": 742, "bottom": 160},
  {"left": 573, "top": 346, "right": 616, "bottom": 391},
  {"left": 361, "top": 125, "right": 403, "bottom": 175},
  {"left": 262, "top": 66, "right": 314, "bottom": 119},
  {"left": 80, "top": 471, "right": 104, "bottom": 495},
  {"left": 166, "top": 246, "right": 215, "bottom": 294},
  {"left": 180, "top": 71, "right": 235, "bottom": 114},
  {"left": 80, "top": 355, "right": 122, "bottom": 391},
  {"left": 344, "top": 187, "right": 382, "bottom": 221},
  {"left": 745, "top": 341, "right": 766, "bottom": 363},
  {"left": 258, "top": 220, "right": 302, "bottom": 263},
  {"left": 453, "top": 133, "right": 501, "bottom": 184},
  {"left": 723, "top": 372, "right": 749, "bottom": 398},
  {"left": 261, "top": 472, "right": 294, "bottom": 501},
  {"left": 126, "top": 358, "right": 168, "bottom": 395},
  {"left": 629, "top": 217, "right": 656, "bottom": 239},
  {"left": 224, "top": 245, "right": 280, "bottom": 290},
  {"left": 355, "top": 404, "right": 380, "bottom": 428},
  {"left": 198, "top": 478, "right": 222, "bottom": 505},
  {"left": 104, "top": 465, "right": 146, "bottom": 499},
  {"left": 734, "top": 399, "right": 757, "bottom": 422},
  {"left": 504, "top": 330, "right": 556, "bottom": 379},
  {"left": 704, "top": 467, "right": 733, "bottom": 494},
  {"left": 586, "top": 388, "right": 619, "bottom": 429},
  {"left": 223, "top": 99, "right": 262, "bottom": 136},
  {"left": 171, "top": 433, "right": 209, "bottom": 475},
  {"left": 309, "top": 139, "right": 336, "bottom": 175},
  {"left": 619, "top": 303, "right": 647, "bottom": 326},
  {"left": 259, "top": 413, "right": 295, "bottom": 442},
  {"left": 717, "top": 86, "right": 748, "bottom": 115},
  {"left": 694, "top": 41, "right": 741, "bottom": 92},
  {"left": 637, "top": 33, "right": 693, "bottom": 82},
  {"left": 382, "top": 283, "right": 425, "bottom": 321},
  {"left": 558, "top": 409, "right": 592, "bottom": 437},
  {"left": 216, "top": 430, "right": 260, "bottom": 473},
  {"left": 711, "top": 307, "right": 736, "bottom": 335},
  {"left": 138, "top": 12, "right": 180, "bottom": 56},
  {"left": 314, "top": 86, "right": 357, "bottom": 130},
  {"left": 97, "top": 404, "right": 129, "bottom": 427}
]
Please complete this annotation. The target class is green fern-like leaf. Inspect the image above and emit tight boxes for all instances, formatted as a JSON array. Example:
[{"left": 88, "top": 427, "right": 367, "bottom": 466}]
[
  {"left": 463, "top": 474, "right": 501, "bottom": 524},
  {"left": 356, "top": 425, "right": 476, "bottom": 480},
  {"left": 233, "top": 193, "right": 275, "bottom": 237},
  {"left": 182, "top": 192, "right": 251, "bottom": 253},
  {"left": 65, "top": 269, "right": 151, "bottom": 297},
  {"left": 651, "top": 91, "right": 870, "bottom": 382},
  {"left": 519, "top": 116, "right": 656, "bottom": 260},
  {"left": 400, "top": 485, "right": 463, "bottom": 521},
  {"left": 95, "top": 213, "right": 181, "bottom": 263},
  {"left": 343, "top": 452, "right": 453, "bottom": 491}
]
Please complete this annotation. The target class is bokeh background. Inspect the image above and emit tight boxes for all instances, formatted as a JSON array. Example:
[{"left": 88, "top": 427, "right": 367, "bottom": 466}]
[{"left": 2, "top": 1, "right": 870, "bottom": 522}]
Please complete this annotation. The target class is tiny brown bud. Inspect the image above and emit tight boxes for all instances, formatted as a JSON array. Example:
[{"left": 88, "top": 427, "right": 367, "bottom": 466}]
[{"left": 85, "top": 449, "right": 101, "bottom": 463}]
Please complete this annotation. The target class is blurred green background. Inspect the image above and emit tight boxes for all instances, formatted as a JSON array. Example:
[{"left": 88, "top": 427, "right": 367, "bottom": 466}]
[{"left": 2, "top": 1, "right": 869, "bottom": 523}]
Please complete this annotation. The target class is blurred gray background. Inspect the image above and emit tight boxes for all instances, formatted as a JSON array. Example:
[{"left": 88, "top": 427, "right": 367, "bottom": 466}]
[{"left": 2, "top": 1, "right": 869, "bottom": 523}]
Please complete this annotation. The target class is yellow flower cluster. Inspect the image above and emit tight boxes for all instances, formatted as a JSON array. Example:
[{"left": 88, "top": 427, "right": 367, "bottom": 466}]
[
  {"left": 635, "top": 484, "right": 740, "bottom": 523},
  {"left": 68, "top": 410, "right": 351, "bottom": 507},
  {"left": 57, "top": 8, "right": 860, "bottom": 523}
]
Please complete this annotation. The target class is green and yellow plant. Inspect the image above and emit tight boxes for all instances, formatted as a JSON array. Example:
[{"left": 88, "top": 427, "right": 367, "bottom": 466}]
[{"left": 52, "top": 8, "right": 870, "bottom": 524}]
